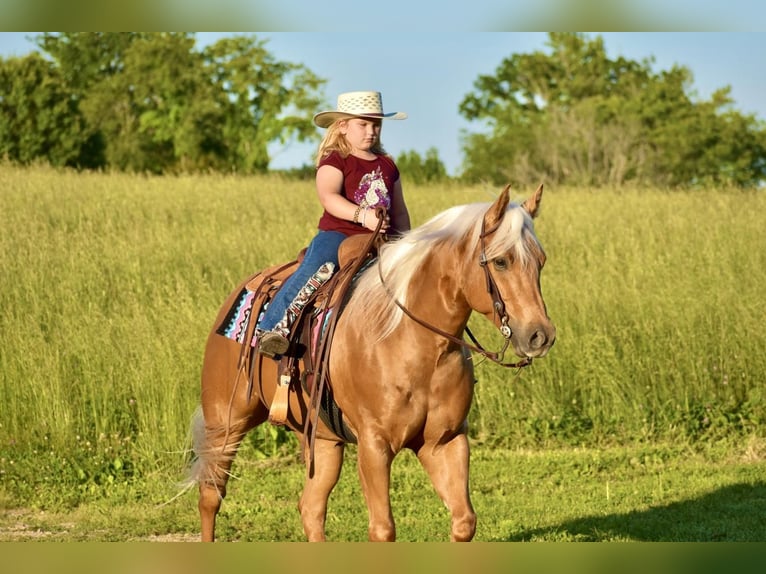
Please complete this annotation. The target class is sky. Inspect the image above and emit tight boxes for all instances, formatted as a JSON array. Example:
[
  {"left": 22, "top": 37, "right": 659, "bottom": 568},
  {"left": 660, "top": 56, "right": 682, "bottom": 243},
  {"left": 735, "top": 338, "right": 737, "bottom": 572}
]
[{"left": 2, "top": 32, "right": 765, "bottom": 175}]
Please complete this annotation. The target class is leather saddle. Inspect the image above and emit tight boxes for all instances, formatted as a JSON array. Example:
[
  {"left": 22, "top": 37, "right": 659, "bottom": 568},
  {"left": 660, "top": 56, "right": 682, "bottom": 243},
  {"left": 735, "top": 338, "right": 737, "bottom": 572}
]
[{"left": 238, "top": 232, "right": 379, "bottom": 441}]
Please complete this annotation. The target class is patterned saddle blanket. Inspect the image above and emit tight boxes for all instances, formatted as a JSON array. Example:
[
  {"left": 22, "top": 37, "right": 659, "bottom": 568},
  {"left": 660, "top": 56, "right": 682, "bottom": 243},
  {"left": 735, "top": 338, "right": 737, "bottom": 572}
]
[{"left": 214, "top": 234, "right": 378, "bottom": 443}]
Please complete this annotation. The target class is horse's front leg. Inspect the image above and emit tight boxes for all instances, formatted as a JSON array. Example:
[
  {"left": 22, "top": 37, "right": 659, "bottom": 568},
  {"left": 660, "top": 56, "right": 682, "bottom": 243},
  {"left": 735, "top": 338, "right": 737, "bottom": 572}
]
[
  {"left": 299, "top": 437, "right": 345, "bottom": 541},
  {"left": 356, "top": 436, "right": 396, "bottom": 541},
  {"left": 416, "top": 432, "right": 476, "bottom": 541}
]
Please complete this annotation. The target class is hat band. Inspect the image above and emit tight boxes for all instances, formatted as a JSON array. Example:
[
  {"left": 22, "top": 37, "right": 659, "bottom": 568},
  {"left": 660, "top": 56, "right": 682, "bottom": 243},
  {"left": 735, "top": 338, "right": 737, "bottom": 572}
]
[{"left": 339, "top": 110, "right": 384, "bottom": 116}]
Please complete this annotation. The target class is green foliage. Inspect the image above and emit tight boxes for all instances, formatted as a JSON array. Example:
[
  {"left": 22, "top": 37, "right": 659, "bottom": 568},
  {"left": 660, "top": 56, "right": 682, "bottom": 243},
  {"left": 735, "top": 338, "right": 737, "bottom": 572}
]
[
  {"left": 1, "top": 33, "right": 326, "bottom": 174},
  {"left": 35, "top": 32, "right": 146, "bottom": 93},
  {"left": 459, "top": 32, "right": 766, "bottom": 188},
  {"left": 396, "top": 147, "right": 449, "bottom": 184},
  {"left": 248, "top": 424, "right": 298, "bottom": 459},
  {"left": 0, "top": 433, "right": 137, "bottom": 509},
  {"left": 0, "top": 53, "right": 86, "bottom": 166},
  {"left": 5, "top": 32, "right": 765, "bottom": 187},
  {"left": 202, "top": 35, "right": 325, "bottom": 173}
]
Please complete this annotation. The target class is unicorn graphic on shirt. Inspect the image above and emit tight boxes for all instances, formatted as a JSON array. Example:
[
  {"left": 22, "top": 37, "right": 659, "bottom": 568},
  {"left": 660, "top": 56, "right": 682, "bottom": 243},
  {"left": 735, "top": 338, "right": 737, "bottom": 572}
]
[{"left": 354, "top": 167, "right": 391, "bottom": 210}]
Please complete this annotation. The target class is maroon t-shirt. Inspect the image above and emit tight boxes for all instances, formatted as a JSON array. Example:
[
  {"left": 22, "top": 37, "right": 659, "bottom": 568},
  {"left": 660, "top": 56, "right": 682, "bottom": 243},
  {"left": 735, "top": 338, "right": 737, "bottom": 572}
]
[{"left": 316, "top": 151, "right": 401, "bottom": 236}]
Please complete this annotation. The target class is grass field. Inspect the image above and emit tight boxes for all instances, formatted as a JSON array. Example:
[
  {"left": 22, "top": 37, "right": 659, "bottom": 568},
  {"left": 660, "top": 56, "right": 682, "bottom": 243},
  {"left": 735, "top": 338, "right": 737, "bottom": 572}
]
[
  {"left": 1, "top": 164, "right": 765, "bottom": 541},
  {"left": 2, "top": 441, "right": 766, "bottom": 542}
]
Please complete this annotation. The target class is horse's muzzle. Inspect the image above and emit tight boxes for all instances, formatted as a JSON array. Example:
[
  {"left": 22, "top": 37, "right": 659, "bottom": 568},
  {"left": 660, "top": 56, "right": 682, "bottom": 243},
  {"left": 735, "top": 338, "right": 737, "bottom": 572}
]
[{"left": 520, "top": 323, "right": 556, "bottom": 358}]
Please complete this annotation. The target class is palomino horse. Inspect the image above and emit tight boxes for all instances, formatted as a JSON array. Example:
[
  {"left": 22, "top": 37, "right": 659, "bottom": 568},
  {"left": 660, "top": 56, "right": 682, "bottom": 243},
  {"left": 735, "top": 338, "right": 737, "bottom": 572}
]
[{"left": 187, "top": 184, "right": 555, "bottom": 541}]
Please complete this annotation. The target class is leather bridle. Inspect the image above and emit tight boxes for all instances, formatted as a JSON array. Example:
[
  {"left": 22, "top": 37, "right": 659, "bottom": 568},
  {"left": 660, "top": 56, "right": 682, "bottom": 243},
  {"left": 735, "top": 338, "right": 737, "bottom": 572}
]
[
  {"left": 375, "top": 210, "right": 532, "bottom": 370},
  {"left": 478, "top": 215, "right": 514, "bottom": 340}
]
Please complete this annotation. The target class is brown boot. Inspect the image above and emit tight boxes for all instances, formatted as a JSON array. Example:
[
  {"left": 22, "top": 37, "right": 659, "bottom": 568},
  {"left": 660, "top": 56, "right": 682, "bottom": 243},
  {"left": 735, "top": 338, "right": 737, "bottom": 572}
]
[{"left": 258, "top": 331, "right": 289, "bottom": 358}]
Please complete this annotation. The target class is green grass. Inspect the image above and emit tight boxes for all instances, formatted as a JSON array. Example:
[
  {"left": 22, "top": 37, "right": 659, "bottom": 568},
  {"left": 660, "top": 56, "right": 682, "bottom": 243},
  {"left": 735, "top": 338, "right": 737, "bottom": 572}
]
[
  {"left": 2, "top": 441, "right": 765, "bottom": 541},
  {"left": 1, "top": 164, "right": 765, "bottom": 541}
]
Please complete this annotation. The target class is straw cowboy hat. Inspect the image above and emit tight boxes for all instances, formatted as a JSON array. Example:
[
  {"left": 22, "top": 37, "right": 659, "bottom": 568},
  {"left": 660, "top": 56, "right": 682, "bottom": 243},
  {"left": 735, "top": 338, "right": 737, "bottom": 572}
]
[{"left": 313, "top": 91, "right": 407, "bottom": 128}]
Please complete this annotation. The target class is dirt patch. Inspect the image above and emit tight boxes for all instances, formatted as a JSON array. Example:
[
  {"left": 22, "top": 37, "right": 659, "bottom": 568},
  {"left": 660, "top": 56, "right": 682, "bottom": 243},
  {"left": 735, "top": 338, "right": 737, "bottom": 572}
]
[
  {"left": 143, "top": 532, "right": 200, "bottom": 542},
  {"left": 0, "top": 508, "right": 199, "bottom": 542}
]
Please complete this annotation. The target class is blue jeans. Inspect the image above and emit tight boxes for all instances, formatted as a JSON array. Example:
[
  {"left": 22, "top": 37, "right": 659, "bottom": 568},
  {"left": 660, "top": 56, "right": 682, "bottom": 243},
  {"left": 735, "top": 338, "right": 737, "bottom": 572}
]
[{"left": 258, "top": 230, "right": 346, "bottom": 331}]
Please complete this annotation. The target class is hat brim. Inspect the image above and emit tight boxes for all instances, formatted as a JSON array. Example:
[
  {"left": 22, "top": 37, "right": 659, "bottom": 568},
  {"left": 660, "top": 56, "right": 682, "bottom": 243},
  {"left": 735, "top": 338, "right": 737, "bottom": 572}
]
[{"left": 313, "top": 111, "right": 408, "bottom": 128}]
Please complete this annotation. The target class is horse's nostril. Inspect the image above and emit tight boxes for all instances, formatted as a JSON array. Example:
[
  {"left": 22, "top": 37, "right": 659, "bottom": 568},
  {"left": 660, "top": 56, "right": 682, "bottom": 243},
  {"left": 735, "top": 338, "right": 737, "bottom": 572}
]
[{"left": 529, "top": 329, "right": 551, "bottom": 350}]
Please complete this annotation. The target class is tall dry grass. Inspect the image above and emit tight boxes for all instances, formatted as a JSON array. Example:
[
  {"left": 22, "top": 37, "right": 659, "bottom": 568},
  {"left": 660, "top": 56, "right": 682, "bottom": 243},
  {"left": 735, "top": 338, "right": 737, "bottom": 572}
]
[{"left": 1, "top": 164, "right": 764, "bottom": 499}]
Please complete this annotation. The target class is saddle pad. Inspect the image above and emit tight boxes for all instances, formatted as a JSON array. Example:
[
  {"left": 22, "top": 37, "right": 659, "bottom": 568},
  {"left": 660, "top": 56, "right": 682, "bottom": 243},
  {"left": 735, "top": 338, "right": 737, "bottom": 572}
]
[{"left": 216, "top": 287, "right": 268, "bottom": 347}]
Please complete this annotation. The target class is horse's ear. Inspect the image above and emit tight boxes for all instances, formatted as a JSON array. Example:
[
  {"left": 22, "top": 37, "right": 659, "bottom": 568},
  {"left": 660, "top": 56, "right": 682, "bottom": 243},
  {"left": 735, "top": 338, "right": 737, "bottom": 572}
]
[
  {"left": 485, "top": 184, "right": 511, "bottom": 230},
  {"left": 521, "top": 183, "right": 544, "bottom": 219}
]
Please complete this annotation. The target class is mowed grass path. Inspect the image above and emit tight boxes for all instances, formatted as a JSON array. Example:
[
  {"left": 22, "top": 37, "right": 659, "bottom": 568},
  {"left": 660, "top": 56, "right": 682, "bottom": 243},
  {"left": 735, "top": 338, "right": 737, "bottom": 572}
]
[
  {"left": 2, "top": 442, "right": 766, "bottom": 541},
  {"left": 1, "top": 165, "right": 765, "bottom": 541}
]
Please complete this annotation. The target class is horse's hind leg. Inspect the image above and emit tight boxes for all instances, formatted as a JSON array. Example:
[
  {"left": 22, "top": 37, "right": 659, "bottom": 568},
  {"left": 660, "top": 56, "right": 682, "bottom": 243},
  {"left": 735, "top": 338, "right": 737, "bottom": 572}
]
[
  {"left": 191, "top": 403, "right": 267, "bottom": 541},
  {"left": 416, "top": 433, "right": 476, "bottom": 542},
  {"left": 298, "top": 438, "right": 345, "bottom": 541}
]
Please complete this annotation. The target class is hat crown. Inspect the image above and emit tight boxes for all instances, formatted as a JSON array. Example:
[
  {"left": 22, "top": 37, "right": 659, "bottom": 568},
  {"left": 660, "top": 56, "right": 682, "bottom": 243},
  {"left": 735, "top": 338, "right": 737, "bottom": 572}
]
[
  {"left": 313, "top": 91, "right": 406, "bottom": 127},
  {"left": 336, "top": 91, "right": 385, "bottom": 116}
]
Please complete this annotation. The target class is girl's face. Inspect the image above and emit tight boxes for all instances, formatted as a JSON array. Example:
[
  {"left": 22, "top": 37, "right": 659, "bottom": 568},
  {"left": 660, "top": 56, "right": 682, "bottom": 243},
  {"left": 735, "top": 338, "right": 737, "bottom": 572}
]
[{"left": 340, "top": 117, "right": 382, "bottom": 153}]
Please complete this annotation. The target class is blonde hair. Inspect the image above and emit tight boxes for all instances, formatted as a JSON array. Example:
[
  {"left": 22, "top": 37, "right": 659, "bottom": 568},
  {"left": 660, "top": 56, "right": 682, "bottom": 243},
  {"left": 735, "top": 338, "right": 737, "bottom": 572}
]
[{"left": 315, "top": 118, "right": 389, "bottom": 167}]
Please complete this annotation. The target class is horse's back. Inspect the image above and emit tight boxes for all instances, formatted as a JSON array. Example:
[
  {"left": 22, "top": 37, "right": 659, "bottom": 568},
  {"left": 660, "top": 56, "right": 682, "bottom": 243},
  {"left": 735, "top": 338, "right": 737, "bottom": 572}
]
[{"left": 200, "top": 262, "right": 296, "bottom": 425}]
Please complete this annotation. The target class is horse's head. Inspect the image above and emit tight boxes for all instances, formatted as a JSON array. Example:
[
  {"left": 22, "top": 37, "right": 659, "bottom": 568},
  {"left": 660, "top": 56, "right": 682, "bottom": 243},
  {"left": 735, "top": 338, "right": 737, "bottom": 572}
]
[{"left": 465, "top": 184, "right": 556, "bottom": 359}]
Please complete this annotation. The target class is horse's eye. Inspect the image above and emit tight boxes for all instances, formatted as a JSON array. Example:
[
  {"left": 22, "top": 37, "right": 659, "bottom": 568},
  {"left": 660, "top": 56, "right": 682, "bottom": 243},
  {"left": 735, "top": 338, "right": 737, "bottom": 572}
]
[{"left": 492, "top": 257, "right": 509, "bottom": 270}]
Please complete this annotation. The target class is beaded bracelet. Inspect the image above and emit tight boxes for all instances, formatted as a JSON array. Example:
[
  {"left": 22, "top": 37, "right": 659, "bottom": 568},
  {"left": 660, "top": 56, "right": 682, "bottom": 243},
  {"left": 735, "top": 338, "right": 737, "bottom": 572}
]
[{"left": 353, "top": 204, "right": 363, "bottom": 224}]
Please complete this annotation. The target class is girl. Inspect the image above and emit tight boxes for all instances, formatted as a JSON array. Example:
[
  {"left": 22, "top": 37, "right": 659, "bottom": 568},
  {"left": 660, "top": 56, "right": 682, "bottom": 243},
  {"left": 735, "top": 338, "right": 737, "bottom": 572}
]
[{"left": 257, "top": 91, "right": 411, "bottom": 357}]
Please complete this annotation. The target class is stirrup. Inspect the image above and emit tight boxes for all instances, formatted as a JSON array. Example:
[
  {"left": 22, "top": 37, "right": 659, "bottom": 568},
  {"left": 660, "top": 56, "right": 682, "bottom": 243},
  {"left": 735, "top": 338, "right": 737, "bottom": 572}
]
[
  {"left": 268, "top": 372, "right": 291, "bottom": 425},
  {"left": 258, "top": 331, "right": 289, "bottom": 358}
]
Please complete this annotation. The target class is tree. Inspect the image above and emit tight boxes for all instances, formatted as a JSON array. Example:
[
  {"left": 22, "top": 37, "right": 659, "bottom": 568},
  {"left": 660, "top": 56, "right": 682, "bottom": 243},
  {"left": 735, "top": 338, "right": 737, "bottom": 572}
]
[
  {"left": 35, "top": 32, "right": 147, "bottom": 93},
  {"left": 0, "top": 53, "right": 86, "bottom": 166},
  {"left": 202, "top": 35, "right": 325, "bottom": 173},
  {"left": 34, "top": 32, "right": 149, "bottom": 168},
  {"left": 396, "top": 147, "right": 449, "bottom": 184},
  {"left": 29, "top": 32, "right": 326, "bottom": 174},
  {"left": 459, "top": 32, "right": 766, "bottom": 188},
  {"left": 71, "top": 33, "right": 221, "bottom": 173}
]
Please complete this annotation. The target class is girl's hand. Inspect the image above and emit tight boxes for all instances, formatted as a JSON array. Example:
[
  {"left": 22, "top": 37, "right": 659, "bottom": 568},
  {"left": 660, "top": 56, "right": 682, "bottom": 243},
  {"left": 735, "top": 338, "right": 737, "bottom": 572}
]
[{"left": 363, "top": 208, "right": 389, "bottom": 232}]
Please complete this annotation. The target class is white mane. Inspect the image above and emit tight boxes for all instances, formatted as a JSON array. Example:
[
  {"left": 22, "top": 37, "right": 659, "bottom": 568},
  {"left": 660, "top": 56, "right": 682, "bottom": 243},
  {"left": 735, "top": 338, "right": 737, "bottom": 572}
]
[{"left": 346, "top": 201, "right": 539, "bottom": 341}]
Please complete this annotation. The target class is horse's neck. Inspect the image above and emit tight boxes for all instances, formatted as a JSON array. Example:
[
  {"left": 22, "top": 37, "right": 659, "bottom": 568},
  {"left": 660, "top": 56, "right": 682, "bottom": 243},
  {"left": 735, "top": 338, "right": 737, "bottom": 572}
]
[{"left": 405, "top": 247, "right": 472, "bottom": 337}]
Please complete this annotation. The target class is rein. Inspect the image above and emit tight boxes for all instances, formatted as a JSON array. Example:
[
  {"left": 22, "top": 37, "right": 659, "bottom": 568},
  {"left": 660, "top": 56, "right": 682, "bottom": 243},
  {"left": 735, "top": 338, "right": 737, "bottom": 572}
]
[
  {"left": 375, "top": 210, "right": 532, "bottom": 370},
  {"left": 304, "top": 214, "right": 387, "bottom": 473}
]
